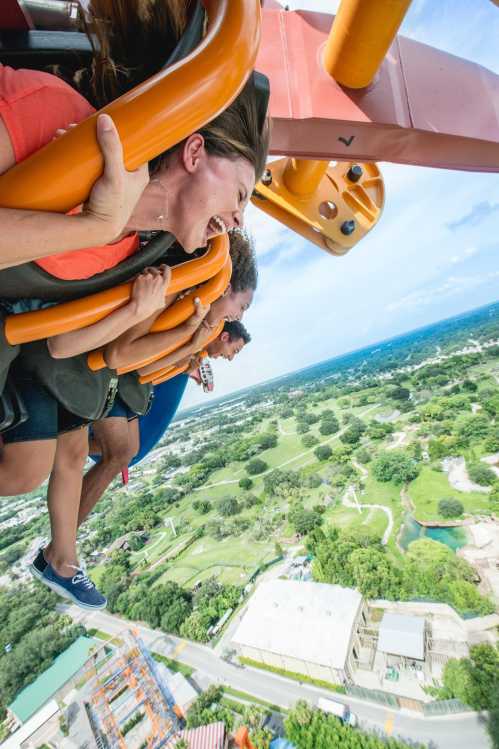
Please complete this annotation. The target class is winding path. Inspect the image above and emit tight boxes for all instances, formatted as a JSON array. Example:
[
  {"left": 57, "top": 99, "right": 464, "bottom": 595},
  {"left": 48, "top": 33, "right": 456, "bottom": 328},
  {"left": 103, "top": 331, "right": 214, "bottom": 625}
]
[
  {"left": 342, "top": 484, "right": 394, "bottom": 546},
  {"left": 387, "top": 431, "right": 407, "bottom": 450}
]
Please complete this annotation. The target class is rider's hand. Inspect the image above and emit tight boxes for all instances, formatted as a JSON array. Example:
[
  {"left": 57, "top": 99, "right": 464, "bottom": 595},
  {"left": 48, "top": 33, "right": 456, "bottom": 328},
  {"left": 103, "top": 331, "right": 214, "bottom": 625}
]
[
  {"left": 130, "top": 265, "right": 171, "bottom": 320},
  {"left": 83, "top": 114, "right": 149, "bottom": 241},
  {"left": 190, "top": 320, "right": 214, "bottom": 351},
  {"left": 184, "top": 298, "right": 211, "bottom": 331}
]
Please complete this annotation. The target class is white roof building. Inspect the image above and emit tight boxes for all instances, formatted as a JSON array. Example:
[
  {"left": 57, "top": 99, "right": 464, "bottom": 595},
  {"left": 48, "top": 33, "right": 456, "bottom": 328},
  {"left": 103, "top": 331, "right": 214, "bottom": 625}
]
[
  {"left": 232, "top": 580, "right": 363, "bottom": 671},
  {"left": 378, "top": 613, "right": 426, "bottom": 660}
]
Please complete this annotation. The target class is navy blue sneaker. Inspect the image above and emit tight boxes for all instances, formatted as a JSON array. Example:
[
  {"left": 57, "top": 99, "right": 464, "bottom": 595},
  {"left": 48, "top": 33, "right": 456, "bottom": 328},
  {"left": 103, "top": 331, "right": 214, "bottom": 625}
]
[
  {"left": 29, "top": 547, "right": 47, "bottom": 581},
  {"left": 41, "top": 563, "right": 107, "bottom": 610}
]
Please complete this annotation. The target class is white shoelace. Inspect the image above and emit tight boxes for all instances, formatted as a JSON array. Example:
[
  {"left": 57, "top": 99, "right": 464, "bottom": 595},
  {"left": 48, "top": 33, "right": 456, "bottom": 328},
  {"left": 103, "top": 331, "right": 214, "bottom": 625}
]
[{"left": 69, "top": 565, "right": 94, "bottom": 590}]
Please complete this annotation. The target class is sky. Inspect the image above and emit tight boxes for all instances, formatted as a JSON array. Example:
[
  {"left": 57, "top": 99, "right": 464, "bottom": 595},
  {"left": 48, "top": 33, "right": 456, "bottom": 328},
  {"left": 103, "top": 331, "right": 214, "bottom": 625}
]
[{"left": 183, "top": 0, "right": 499, "bottom": 408}]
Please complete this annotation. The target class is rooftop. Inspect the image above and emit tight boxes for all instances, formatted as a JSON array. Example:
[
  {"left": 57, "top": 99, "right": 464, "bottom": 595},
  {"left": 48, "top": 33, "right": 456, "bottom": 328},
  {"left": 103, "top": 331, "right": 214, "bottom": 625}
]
[
  {"left": 8, "top": 636, "right": 99, "bottom": 724},
  {"left": 232, "top": 580, "right": 363, "bottom": 669},
  {"left": 172, "top": 721, "right": 225, "bottom": 749},
  {"left": 378, "top": 613, "right": 426, "bottom": 660}
]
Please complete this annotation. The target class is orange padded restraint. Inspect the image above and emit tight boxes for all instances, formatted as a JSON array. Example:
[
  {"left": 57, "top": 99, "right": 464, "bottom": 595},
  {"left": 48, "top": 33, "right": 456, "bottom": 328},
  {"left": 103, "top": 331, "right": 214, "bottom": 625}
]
[
  {"left": 146, "top": 330, "right": 220, "bottom": 385},
  {"left": 146, "top": 349, "right": 210, "bottom": 387},
  {"left": 112, "top": 260, "right": 231, "bottom": 375},
  {"left": 5, "top": 234, "right": 229, "bottom": 345},
  {"left": 0, "top": 0, "right": 261, "bottom": 213}
]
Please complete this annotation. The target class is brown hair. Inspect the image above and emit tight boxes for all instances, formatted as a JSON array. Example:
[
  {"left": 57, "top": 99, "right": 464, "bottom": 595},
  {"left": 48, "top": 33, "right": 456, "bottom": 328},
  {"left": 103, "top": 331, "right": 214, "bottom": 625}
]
[
  {"left": 80, "top": 1, "right": 188, "bottom": 108},
  {"left": 229, "top": 229, "right": 258, "bottom": 293},
  {"left": 74, "top": 1, "right": 270, "bottom": 181}
]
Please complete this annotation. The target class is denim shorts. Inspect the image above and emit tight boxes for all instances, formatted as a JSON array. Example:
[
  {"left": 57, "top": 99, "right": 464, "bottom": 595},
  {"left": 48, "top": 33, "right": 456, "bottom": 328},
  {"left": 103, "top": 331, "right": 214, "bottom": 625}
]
[
  {"left": 3, "top": 374, "right": 88, "bottom": 444},
  {"left": 105, "top": 396, "right": 137, "bottom": 421}
]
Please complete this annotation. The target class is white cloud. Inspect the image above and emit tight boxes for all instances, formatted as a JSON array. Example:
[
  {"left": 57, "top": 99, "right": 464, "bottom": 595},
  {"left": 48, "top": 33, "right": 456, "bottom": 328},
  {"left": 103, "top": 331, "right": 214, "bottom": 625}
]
[
  {"left": 449, "top": 247, "right": 479, "bottom": 265},
  {"left": 386, "top": 271, "right": 499, "bottom": 313}
]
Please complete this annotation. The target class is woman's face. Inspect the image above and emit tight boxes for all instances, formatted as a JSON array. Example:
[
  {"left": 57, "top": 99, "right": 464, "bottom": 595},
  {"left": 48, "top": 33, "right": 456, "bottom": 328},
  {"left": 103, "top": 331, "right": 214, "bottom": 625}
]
[
  {"left": 167, "top": 137, "right": 255, "bottom": 252},
  {"left": 208, "top": 286, "right": 254, "bottom": 325}
]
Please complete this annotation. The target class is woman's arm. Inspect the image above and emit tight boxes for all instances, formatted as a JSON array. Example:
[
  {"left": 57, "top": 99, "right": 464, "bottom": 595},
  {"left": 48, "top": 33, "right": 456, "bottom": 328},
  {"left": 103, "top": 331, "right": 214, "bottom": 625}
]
[
  {"left": 104, "top": 298, "right": 210, "bottom": 371},
  {"left": 0, "top": 114, "right": 149, "bottom": 269},
  {"left": 47, "top": 266, "right": 171, "bottom": 358},
  {"left": 138, "top": 319, "right": 214, "bottom": 377}
]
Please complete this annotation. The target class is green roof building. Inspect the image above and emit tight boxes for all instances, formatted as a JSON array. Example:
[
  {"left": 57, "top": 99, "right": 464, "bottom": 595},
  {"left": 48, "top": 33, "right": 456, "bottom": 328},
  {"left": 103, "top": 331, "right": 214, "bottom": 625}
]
[{"left": 8, "top": 636, "right": 99, "bottom": 724}]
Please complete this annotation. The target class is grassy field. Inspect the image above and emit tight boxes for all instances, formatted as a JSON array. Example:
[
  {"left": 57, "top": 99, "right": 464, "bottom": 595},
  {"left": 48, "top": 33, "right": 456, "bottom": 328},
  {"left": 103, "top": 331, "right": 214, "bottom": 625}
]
[
  {"left": 408, "top": 466, "right": 491, "bottom": 521},
  {"left": 153, "top": 533, "right": 274, "bottom": 588},
  {"left": 91, "top": 356, "right": 499, "bottom": 593}
]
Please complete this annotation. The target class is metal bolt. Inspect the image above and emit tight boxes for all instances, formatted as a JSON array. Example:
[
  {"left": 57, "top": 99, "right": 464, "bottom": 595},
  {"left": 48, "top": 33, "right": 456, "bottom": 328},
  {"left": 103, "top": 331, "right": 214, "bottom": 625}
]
[
  {"left": 341, "top": 220, "right": 356, "bottom": 235},
  {"left": 346, "top": 165, "right": 363, "bottom": 183},
  {"left": 261, "top": 169, "right": 273, "bottom": 186}
]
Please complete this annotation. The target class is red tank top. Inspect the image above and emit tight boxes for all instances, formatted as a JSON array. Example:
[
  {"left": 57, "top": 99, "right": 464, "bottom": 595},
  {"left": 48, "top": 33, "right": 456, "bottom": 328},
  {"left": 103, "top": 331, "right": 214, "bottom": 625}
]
[{"left": 0, "top": 64, "right": 139, "bottom": 280}]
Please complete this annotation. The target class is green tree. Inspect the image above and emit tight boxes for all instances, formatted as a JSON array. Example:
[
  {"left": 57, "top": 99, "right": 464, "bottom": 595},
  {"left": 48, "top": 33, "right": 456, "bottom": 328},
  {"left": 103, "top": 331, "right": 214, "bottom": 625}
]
[
  {"left": 490, "top": 483, "right": 499, "bottom": 512},
  {"left": 246, "top": 458, "right": 268, "bottom": 476},
  {"left": 487, "top": 684, "right": 499, "bottom": 749},
  {"left": 468, "top": 463, "right": 496, "bottom": 486},
  {"left": 192, "top": 499, "right": 211, "bottom": 514},
  {"left": 180, "top": 610, "right": 213, "bottom": 643},
  {"left": 289, "top": 505, "right": 323, "bottom": 536},
  {"left": 456, "top": 415, "right": 490, "bottom": 442},
  {"left": 367, "top": 421, "right": 394, "bottom": 440},
  {"left": 442, "top": 645, "right": 499, "bottom": 710},
  {"left": 239, "top": 477, "right": 253, "bottom": 490},
  {"left": 372, "top": 450, "right": 420, "bottom": 484},
  {"left": 438, "top": 498, "right": 464, "bottom": 518},
  {"left": 285, "top": 701, "right": 419, "bottom": 749},
  {"left": 186, "top": 686, "right": 234, "bottom": 730},
  {"left": 319, "top": 414, "right": 339, "bottom": 436},
  {"left": 355, "top": 447, "right": 371, "bottom": 464},
  {"left": 302, "top": 434, "right": 319, "bottom": 448},
  {"left": 429, "top": 438, "right": 448, "bottom": 460},
  {"left": 349, "top": 547, "right": 402, "bottom": 599},
  {"left": 314, "top": 445, "right": 332, "bottom": 461},
  {"left": 217, "top": 496, "right": 240, "bottom": 517}
]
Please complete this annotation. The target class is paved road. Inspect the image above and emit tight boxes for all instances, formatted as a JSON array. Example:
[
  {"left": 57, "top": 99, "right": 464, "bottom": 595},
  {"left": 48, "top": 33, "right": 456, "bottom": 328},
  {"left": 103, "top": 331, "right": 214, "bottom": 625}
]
[{"left": 62, "top": 605, "right": 491, "bottom": 749}]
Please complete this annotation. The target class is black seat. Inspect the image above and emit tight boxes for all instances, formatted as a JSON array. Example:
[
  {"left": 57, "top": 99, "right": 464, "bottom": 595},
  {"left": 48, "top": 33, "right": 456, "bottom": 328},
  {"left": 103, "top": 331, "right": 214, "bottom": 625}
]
[{"left": 0, "top": 30, "right": 92, "bottom": 70}]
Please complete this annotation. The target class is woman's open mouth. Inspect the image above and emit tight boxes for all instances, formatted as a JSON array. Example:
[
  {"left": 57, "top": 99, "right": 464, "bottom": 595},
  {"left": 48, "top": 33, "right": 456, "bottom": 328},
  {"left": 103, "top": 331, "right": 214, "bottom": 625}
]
[{"left": 207, "top": 215, "right": 228, "bottom": 238}]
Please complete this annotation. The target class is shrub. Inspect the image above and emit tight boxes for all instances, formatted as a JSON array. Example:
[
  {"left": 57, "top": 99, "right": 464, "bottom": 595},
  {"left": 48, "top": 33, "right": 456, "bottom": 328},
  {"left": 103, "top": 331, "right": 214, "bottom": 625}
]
[
  {"left": 319, "top": 417, "right": 339, "bottom": 436},
  {"left": 438, "top": 498, "right": 464, "bottom": 518},
  {"left": 302, "top": 434, "right": 319, "bottom": 448},
  {"left": 246, "top": 458, "right": 268, "bottom": 476},
  {"left": 468, "top": 463, "right": 496, "bottom": 486},
  {"left": 239, "top": 477, "right": 253, "bottom": 490},
  {"left": 192, "top": 500, "right": 211, "bottom": 515},
  {"left": 314, "top": 445, "right": 332, "bottom": 461},
  {"left": 217, "top": 497, "right": 240, "bottom": 517},
  {"left": 355, "top": 447, "right": 371, "bottom": 464}
]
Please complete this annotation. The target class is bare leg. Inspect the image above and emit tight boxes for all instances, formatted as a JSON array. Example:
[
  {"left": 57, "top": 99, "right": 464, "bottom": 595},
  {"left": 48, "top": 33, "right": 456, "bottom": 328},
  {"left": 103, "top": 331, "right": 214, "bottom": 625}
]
[
  {"left": 0, "top": 440, "right": 56, "bottom": 495},
  {"left": 44, "top": 427, "right": 89, "bottom": 576},
  {"left": 77, "top": 417, "right": 139, "bottom": 527}
]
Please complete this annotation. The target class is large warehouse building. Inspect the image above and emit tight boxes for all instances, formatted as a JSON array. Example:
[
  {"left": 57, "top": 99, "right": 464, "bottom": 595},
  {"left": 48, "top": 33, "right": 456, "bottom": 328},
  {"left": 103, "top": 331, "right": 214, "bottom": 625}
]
[{"left": 232, "top": 580, "right": 367, "bottom": 684}]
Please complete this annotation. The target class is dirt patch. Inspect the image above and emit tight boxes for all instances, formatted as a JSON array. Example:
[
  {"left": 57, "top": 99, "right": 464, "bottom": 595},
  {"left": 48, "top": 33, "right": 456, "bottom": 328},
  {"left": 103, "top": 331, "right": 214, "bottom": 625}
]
[{"left": 441, "top": 457, "right": 491, "bottom": 494}]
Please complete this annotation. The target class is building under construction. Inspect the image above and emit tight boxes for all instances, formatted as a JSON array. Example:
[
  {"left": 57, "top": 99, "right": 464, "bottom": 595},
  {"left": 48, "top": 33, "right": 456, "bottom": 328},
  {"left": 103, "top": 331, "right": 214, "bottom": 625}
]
[{"left": 84, "top": 630, "right": 182, "bottom": 749}]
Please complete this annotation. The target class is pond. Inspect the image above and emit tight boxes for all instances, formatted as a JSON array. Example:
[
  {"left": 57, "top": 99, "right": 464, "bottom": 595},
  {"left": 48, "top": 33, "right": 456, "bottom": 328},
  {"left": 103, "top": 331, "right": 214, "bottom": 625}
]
[{"left": 399, "top": 514, "right": 467, "bottom": 552}]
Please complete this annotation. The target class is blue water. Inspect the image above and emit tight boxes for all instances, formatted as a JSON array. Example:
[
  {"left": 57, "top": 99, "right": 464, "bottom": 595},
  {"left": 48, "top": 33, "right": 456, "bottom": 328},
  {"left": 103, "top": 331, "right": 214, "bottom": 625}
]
[
  {"left": 271, "top": 741, "right": 296, "bottom": 749},
  {"left": 426, "top": 525, "right": 467, "bottom": 551},
  {"left": 399, "top": 514, "right": 467, "bottom": 552}
]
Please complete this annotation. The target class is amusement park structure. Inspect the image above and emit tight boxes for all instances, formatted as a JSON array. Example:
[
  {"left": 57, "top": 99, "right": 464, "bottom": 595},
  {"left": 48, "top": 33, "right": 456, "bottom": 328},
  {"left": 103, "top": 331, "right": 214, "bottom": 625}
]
[{"left": 82, "top": 629, "right": 182, "bottom": 747}]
